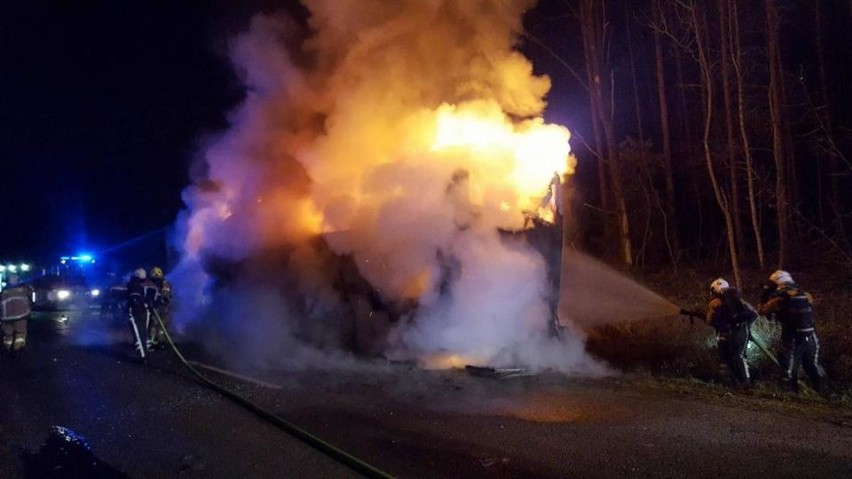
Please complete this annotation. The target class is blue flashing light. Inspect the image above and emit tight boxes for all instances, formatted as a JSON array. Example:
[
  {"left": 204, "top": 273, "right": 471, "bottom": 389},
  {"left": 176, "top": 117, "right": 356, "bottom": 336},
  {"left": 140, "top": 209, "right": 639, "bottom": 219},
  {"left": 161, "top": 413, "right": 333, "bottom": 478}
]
[
  {"left": 59, "top": 253, "right": 96, "bottom": 267},
  {"left": 64, "top": 254, "right": 95, "bottom": 262}
]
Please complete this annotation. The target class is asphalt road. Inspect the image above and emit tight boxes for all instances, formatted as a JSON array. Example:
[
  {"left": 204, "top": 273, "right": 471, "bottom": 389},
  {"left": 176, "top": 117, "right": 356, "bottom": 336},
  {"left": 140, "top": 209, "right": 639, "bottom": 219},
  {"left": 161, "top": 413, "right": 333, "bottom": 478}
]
[{"left": 2, "top": 311, "right": 852, "bottom": 478}]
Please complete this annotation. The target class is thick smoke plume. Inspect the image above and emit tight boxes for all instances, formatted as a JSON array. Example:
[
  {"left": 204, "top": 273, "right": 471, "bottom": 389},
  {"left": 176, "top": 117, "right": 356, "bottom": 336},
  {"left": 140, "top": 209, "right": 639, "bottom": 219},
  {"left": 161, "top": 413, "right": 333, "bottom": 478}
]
[{"left": 173, "top": 0, "right": 604, "bottom": 374}]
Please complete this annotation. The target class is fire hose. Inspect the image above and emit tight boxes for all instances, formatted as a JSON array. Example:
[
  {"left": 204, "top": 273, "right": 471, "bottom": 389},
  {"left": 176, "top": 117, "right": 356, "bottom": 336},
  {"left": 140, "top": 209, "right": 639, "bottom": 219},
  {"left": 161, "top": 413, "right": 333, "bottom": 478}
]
[{"left": 149, "top": 308, "right": 395, "bottom": 479}]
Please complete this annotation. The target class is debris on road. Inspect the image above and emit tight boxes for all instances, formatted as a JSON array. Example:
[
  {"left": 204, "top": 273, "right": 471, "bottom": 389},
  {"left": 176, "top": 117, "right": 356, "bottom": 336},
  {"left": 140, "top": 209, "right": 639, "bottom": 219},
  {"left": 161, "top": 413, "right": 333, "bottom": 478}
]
[{"left": 464, "top": 365, "right": 532, "bottom": 379}]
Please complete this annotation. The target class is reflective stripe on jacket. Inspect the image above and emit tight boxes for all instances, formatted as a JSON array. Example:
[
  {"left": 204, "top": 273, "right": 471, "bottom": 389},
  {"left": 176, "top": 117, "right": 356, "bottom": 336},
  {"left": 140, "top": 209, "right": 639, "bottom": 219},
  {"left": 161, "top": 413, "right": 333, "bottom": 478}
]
[{"left": 1, "top": 286, "right": 33, "bottom": 320}]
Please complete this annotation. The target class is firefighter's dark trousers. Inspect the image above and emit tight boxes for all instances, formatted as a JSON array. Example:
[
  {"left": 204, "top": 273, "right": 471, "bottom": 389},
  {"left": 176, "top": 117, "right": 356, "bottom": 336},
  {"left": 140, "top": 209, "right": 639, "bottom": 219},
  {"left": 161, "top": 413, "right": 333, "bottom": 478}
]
[
  {"left": 777, "top": 327, "right": 795, "bottom": 375},
  {"left": 128, "top": 304, "right": 149, "bottom": 359},
  {"left": 782, "top": 330, "right": 825, "bottom": 391},
  {"left": 1, "top": 317, "right": 28, "bottom": 353},
  {"left": 718, "top": 324, "right": 750, "bottom": 386}
]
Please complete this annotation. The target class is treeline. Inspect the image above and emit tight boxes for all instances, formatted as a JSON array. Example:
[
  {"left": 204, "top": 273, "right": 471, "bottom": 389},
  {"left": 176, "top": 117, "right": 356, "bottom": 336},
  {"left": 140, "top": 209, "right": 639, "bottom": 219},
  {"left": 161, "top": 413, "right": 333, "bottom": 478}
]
[{"left": 528, "top": 0, "right": 852, "bottom": 284}]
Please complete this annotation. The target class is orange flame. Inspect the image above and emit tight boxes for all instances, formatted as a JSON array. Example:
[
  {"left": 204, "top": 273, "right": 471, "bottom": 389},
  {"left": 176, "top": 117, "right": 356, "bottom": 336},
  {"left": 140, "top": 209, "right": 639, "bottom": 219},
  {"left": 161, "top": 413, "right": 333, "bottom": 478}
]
[
  {"left": 419, "top": 353, "right": 481, "bottom": 369},
  {"left": 430, "top": 101, "right": 573, "bottom": 224}
]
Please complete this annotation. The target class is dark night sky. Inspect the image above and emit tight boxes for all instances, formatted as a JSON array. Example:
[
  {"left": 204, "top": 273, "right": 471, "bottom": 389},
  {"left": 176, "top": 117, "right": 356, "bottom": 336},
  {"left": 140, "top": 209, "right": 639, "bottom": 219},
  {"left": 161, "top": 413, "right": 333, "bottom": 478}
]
[
  {"left": 0, "top": 0, "right": 588, "bottom": 263},
  {"left": 0, "top": 1, "right": 261, "bottom": 260}
]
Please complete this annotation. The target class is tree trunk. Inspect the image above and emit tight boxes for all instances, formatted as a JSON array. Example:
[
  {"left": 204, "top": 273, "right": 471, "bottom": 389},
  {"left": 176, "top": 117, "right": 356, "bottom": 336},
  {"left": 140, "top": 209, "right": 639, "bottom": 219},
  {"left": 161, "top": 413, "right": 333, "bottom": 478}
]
[
  {"left": 730, "top": 0, "right": 766, "bottom": 269},
  {"left": 674, "top": 43, "right": 700, "bottom": 256},
  {"left": 625, "top": 9, "right": 644, "bottom": 141},
  {"left": 779, "top": 44, "right": 800, "bottom": 250},
  {"left": 691, "top": 1, "right": 742, "bottom": 287},
  {"left": 580, "top": 1, "right": 609, "bottom": 222},
  {"left": 580, "top": 0, "right": 633, "bottom": 267},
  {"left": 653, "top": 0, "right": 681, "bottom": 265},
  {"left": 814, "top": 0, "right": 840, "bottom": 224},
  {"left": 718, "top": 0, "right": 745, "bottom": 257},
  {"left": 765, "top": 0, "right": 791, "bottom": 268},
  {"left": 592, "top": 100, "right": 608, "bottom": 211}
]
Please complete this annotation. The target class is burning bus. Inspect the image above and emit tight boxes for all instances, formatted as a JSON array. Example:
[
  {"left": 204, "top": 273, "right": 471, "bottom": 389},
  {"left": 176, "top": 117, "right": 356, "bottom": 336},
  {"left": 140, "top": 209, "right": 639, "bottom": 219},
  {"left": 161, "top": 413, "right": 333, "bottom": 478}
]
[{"left": 173, "top": 1, "right": 588, "bottom": 371}]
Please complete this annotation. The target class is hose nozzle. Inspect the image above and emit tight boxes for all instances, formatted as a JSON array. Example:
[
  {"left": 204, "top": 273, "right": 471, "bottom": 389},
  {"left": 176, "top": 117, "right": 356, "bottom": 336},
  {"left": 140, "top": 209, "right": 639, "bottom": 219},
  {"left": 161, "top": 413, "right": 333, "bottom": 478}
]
[{"left": 679, "top": 309, "right": 703, "bottom": 321}]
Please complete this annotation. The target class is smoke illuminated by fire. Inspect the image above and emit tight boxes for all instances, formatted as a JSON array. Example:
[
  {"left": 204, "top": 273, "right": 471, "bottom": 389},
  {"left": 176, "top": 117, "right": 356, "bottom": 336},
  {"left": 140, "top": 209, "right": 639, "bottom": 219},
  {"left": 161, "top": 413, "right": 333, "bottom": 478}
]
[{"left": 173, "top": 0, "right": 600, "bottom": 374}]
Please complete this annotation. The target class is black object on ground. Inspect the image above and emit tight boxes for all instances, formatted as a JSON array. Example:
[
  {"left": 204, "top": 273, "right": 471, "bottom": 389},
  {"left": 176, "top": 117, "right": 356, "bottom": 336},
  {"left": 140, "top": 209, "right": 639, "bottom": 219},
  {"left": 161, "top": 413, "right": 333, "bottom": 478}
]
[
  {"left": 464, "top": 365, "right": 532, "bottom": 379},
  {"left": 21, "top": 426, "right": 127, "bottom": 479}
]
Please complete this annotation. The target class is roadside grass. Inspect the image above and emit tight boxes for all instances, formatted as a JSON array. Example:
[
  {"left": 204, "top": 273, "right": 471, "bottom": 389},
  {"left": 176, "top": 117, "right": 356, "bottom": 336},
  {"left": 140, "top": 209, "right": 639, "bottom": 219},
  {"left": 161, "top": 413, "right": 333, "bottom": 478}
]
[
  {"left": 584, "top": 262, "right": 852, "bottom": 408},
  {"left": 606, "top": 373, "right": 852, "bottom": 425}
]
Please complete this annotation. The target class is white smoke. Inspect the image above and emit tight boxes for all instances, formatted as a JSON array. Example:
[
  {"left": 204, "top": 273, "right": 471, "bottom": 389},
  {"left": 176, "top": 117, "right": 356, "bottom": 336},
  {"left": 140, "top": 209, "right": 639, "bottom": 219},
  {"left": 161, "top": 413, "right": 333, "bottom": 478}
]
[{"left": 172, "top": 0, "right": 605, "bottom": 375}]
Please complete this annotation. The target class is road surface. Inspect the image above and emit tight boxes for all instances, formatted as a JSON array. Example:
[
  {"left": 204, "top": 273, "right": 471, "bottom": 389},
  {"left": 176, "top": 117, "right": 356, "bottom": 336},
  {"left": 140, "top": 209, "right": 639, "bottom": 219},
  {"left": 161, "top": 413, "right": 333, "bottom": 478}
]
[{"left": 1, "top": 310, "right": 851, "bottom": 478}]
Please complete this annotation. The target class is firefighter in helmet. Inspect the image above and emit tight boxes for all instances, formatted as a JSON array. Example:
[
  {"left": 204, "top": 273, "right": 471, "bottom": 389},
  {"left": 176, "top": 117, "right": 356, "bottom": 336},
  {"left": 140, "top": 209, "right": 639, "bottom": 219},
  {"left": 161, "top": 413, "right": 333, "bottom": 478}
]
[
  {"left": 1, "top": 274, "right": 34, "bottom": 357},
  {"left": 706, "top": 278, "right": 757, "bottom": 389},
  {"left": 758, "top": 270, "right": 825, "bottom": 392},
  {"left": 126, "top": 268, "right": 157, "bottom": 360},
  {"left": 147, "top": 266, "right": 171, "bottom": 349}
]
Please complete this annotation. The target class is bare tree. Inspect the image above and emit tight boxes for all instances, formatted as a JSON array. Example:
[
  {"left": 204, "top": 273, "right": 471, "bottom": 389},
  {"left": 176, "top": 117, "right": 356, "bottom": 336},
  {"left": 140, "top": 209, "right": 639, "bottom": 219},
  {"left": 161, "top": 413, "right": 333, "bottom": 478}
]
[
  {"left": 813, "top": 0, "right": 842, "bottom": 223},
  {"left": 625, "top": 9, "right": 644, "bottom": 141},
  {"left": 653, "top": 0, "right": 681, "bottom": 265},
  {"left": 579, "top": 0, "right": 633, "bottom": 267},
  {"left": 765, "top": 0, "right": 792, "bottom": 268},
  {"left": 688, "top": 0, "right": 743, "bottom": 286},
  {"left": 717, "top": 0, "right": 745, "bottom": 255},
  {"left": 729, "top": 0, "right": 766, "bottom": 269}
]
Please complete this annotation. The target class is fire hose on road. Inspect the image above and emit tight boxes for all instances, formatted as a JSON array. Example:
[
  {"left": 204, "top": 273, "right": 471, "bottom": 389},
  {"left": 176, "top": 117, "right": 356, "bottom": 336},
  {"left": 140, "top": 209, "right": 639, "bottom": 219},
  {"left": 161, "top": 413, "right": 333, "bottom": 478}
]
[{"left": 149, "top": 308, "right": 395, "bottom": 479}]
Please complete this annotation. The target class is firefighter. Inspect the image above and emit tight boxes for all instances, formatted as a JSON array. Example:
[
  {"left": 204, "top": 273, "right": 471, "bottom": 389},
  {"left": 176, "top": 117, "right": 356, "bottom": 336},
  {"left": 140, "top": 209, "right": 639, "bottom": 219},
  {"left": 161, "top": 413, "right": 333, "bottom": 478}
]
[
  {"left": 126, "top": 268, "right": 157, "bottom": 360},
  {"left": 1, "top": 274, "right": 33, "bottom": 357},
  {"left": 147, "top": 266, "right": 171, "bottom": 349},
  {"left": 102, "top": 278, "right": 128, "bottom": 325},
  {"left": 758, "top": 270, "right": 826, "bottom": 393},
  {"left": 706, "top": 278, "right": 757, "bottom": 389}
]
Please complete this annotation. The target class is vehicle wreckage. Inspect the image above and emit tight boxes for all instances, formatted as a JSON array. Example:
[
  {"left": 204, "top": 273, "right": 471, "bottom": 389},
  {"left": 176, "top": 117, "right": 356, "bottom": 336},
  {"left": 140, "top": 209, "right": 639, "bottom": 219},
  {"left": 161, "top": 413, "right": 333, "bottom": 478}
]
[{"left": 197, "top": 174, "right": 568, "bottom": 369}]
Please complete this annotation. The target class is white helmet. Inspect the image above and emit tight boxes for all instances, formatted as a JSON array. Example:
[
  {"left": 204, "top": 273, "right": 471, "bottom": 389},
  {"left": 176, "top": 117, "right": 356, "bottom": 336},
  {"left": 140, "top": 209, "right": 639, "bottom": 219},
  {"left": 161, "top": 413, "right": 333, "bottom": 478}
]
[
  {"left": 769, "top": 270, "right": 793, "bottom": 286},
  {"left": 133, "top": 268, "right": 147, "bottom": 279},
  {"left": 710, "top": 278, "right": 730, "bottom": 295}
]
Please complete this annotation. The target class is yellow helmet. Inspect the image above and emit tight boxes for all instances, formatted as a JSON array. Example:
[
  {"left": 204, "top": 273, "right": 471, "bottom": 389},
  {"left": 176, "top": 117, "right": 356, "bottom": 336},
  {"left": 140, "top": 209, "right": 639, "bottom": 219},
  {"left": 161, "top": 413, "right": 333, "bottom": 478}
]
[{"left": 150, "top": 267, "right": 164, "bottom": 279}]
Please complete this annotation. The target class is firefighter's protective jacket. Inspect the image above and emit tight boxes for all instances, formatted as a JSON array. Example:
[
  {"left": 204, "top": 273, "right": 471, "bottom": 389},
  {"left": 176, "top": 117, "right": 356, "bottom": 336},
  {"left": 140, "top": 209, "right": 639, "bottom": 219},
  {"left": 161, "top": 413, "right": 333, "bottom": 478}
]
[
  {"left": 127, "top": 277, "right": 159, "bottom": 308},
  {"left": 152, "top": 278, "right": 171, "bottom": 309},
  {"left": 758, "top": 285, "right": 815, "bottom": 333},
  {"left": 705, "top": 288, "right": 756, "bottom": 334},
  {"left": 1, "top": 285, "right": 33, "bottom": 321}
]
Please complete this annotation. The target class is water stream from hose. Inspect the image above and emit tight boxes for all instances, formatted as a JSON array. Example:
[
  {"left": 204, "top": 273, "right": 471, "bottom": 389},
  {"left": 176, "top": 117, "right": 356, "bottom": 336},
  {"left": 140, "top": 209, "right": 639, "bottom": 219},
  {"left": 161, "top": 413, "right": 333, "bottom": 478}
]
[{"left": 558, "top": 251, "right": 681, "bottom": 328}]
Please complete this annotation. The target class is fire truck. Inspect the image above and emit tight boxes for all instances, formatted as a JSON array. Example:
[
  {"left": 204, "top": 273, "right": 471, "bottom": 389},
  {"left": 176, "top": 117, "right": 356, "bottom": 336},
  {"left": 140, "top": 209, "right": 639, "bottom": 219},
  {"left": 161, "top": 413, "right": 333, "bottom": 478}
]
[{"left": 28, "top": 255, "right": 105, "bottom": 312}]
